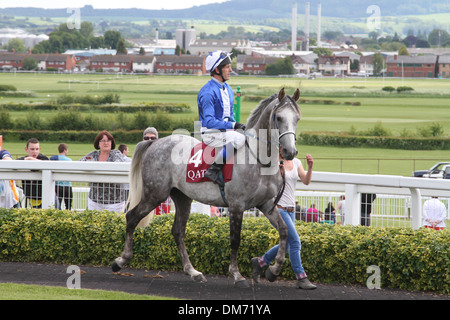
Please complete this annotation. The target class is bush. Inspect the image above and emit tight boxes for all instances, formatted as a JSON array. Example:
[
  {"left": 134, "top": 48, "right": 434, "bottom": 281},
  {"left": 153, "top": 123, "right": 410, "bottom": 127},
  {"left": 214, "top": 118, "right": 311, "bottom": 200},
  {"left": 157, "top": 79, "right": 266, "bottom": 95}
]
[
  {"left": 397, "top": 86, "right": 414, "bottom": 93},
  {"left": 298, "top": 132, "right": 450, "bottom": 150},
  {"left": 382, "top": 86, "right": 395, "bottom": 93},
  {"left": 0, "top": 209, "right": 448, "bottom": 293},
  {"left": 0, "top": 85, "right": 17, "bottom": 92},
  {"left": 0, "top": 108, "right": 14, "bottom": 129}
]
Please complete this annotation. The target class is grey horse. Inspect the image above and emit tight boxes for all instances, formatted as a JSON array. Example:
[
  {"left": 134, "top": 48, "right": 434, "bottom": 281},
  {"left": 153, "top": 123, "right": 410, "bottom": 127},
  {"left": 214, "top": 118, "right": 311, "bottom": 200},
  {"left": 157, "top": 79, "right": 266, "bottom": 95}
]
[{"left": 112, "top": 88, "right": 301, "bottom": 287}]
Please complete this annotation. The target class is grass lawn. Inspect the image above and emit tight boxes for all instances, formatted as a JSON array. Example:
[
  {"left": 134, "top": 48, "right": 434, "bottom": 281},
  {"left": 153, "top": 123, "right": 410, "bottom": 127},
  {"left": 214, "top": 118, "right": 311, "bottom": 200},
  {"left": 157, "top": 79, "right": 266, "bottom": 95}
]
[
  {"left": 1, "top": 73, "right": 449, "bottom": 175},
  {"left": 0, "top": 283, "right": 174, "bottom": 300}
]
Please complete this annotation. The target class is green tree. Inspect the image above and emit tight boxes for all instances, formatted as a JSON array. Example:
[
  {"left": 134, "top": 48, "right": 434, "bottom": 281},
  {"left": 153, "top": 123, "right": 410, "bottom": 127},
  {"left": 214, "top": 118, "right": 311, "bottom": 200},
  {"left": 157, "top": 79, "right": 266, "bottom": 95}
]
[
  {"left": 6, "top": 38, "right": 25, "bottom": 52},
  {"left": 313, "top": 47, "right": 332, "bottom": 56},
  {"left": 372, "top": 53, "right": 384, "bottom": 76},
  {"left": 79, "top": 21, "right": 94, "bottom": 39},
  {"left": 265, "top": 57, "right": 294, "bottom": 75},
  {"left": 104, "top": 30, "right": 122, "bottom": 49},
  {"left": 89, "top": 36, "right": 105, "bottom": 49},
  {"left": 398, "top": 46, "right": 409, "bottom": 56},
  {"left": 22, "top": 57, "right": 38, "bottom": 70},
  {"left": 428, "top": 29, "right": 450, "bottom": 46},
  {"left": 116, "top": 39, "right": 127, "bottom": 55}
]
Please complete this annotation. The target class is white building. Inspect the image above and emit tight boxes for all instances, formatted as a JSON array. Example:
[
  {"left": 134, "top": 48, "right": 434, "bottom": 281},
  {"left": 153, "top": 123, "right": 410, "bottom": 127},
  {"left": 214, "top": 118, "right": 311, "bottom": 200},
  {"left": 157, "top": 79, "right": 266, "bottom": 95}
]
[{"left": 0, "top": 28, "right": 48, "bottom": 48}]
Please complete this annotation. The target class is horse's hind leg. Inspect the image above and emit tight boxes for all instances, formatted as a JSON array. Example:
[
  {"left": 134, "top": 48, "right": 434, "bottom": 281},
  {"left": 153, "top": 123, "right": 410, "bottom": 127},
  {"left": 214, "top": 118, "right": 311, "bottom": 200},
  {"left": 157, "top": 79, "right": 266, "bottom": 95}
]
[
  {"left": 171, "top": 189, "right": 207, "bottom": 283},
  {"left": 112, "top": 202, "right": 154, "bottom": 272}
]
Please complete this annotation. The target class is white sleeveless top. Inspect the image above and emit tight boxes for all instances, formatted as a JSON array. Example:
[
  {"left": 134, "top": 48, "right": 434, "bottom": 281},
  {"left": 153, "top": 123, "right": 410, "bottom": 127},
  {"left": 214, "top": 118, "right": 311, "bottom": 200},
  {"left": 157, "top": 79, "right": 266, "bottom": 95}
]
[{"left": 277, "top": 158, "right": 302, "bottom": 208}]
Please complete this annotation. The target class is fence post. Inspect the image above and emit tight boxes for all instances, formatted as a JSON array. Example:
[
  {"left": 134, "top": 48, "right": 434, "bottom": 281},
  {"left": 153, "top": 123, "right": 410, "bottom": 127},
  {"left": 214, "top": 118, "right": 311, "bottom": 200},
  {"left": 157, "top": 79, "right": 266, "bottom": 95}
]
[
  {"left": 409, "top": 187, "right": 422, "bottom": 230},
  {"left": 41, "top": 169, "right": 56, "bottom": 209},
  {"left": 344, "top": 184, "right": 360, "bottom": 226},
  {"left": 233, "top": 86, "right": 241, "bottom": 123}
]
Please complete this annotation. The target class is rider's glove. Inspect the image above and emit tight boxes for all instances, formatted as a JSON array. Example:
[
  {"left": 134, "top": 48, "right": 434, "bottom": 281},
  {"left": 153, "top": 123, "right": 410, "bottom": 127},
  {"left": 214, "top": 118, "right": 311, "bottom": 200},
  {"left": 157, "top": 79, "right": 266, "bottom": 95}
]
[{"left": 234, "top": 122, "right": 246, "bottom": 131}]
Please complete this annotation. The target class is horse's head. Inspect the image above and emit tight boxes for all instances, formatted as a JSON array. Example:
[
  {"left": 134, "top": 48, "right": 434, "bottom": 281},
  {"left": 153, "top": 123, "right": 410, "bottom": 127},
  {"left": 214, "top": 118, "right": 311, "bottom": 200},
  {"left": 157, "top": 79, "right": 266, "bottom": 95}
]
[{"left": 271, "top": 88, "right": 301, "bottom": 160}]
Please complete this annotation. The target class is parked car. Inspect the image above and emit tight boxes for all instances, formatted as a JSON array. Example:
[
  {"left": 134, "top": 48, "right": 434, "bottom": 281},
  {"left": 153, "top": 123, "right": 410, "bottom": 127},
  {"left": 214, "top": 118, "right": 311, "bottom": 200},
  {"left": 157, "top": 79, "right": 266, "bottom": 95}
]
[{"left": 413, "top": 162, "right": 450, "bottom": 179}]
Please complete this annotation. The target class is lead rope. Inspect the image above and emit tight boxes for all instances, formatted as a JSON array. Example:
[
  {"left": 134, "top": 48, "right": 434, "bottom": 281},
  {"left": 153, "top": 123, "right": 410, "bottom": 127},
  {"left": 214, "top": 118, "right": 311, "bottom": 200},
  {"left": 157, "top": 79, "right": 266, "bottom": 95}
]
[{"left": 269, "top": 159, "right": 286, "bottom": 215}]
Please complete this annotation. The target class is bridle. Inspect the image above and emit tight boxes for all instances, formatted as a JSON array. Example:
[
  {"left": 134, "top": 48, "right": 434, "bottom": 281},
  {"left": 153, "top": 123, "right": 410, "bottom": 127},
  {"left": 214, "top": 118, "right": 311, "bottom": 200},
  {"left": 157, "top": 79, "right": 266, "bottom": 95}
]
[{"left": 243, "top": 101, "right": 297, "bottom": 163}]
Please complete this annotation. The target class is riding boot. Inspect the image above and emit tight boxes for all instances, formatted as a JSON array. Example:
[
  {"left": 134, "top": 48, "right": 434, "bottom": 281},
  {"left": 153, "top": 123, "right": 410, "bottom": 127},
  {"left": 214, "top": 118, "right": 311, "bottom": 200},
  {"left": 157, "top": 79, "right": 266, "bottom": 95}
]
[{"left": 204, "top": 162, "right": 225, "bottom": 187}]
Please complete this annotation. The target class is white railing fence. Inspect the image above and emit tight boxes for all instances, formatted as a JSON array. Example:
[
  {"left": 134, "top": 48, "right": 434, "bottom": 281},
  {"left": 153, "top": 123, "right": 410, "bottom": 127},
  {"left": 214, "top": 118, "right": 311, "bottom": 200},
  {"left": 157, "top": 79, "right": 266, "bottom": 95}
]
[{"left": 1, "top": 161, "right": 449, "bottom": 230}]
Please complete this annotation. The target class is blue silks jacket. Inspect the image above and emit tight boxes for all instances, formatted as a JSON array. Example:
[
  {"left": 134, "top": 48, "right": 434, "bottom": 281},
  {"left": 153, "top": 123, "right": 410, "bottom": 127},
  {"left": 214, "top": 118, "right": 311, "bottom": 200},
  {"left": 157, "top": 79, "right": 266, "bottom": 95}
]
[{"left": 197, "top": 78, "right": 236, "bottom": 131}]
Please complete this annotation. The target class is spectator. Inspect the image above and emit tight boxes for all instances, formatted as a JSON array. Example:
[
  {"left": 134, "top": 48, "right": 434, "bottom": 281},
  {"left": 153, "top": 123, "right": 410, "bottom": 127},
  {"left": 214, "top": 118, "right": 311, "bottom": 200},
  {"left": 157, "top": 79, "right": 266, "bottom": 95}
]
[
  {"left": 361, "top": 193, "right": 377, "bottom": 226},
  {"left": 142, "top": 127, "right": 171, "bottom": 216},
  {"left": 118, "top": 143, "right": 131, "bottom": 202},
  {"left": 0, "top": 149, "right": 19, "bottom": 209},
  {"left": 50, "top": 143, "right": 73, "bottom": 210},
  {"left": 324, "top": 202, "right": 336, "bottom": 224},
  {"left": 143, "top": 127, "right": 158, "bottom": 141},
  {"left": 17, "top": 138, "right": 49, "bottom": 208},
  {"left": 306, "top": 203, "right": 320, "bottom": 223},
  {"left": 80, "top": 130, "right": 128, "bottom": 213},
  {"left": 423, "top": 197, "right": 447, "bottom": 230},
  {"left": 118, "top": 144, "right": 130, "bottom": 157},
  {"left": 337, "top": 195, "right": 346, "bottom": 224}
]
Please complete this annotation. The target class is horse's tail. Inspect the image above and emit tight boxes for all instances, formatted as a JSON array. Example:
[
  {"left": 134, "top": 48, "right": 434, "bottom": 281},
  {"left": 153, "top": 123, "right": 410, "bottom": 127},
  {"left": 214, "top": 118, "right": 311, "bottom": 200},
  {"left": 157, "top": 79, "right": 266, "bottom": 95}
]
[{"left": 126, "top": 141, "right": 154, "bottom": 221}]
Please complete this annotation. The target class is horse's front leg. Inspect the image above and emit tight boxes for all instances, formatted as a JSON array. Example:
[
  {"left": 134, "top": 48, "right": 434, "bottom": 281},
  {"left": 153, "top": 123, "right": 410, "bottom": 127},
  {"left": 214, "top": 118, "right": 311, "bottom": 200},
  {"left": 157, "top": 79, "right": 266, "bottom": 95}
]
[
  {"left": 228, "top": 210, "right": 249, "bottom": 288},
  {"left": 260, "top": 203, "right": 288, "bottom": 281}
]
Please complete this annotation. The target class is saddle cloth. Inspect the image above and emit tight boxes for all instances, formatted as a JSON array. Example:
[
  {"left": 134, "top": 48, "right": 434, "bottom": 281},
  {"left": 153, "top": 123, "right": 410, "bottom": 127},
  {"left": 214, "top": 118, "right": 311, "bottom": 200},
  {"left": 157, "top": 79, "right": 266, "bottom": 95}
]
[{"left": 186, "top": 142, "right": 233, "bottom": 183}]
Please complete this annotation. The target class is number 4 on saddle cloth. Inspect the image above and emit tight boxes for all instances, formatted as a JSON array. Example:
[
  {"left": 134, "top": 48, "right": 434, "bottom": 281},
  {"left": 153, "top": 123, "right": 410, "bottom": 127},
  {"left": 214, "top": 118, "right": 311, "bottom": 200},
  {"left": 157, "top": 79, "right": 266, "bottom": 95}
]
[{"left": 186, "top": 142, "right": 233, "bottom": 184}]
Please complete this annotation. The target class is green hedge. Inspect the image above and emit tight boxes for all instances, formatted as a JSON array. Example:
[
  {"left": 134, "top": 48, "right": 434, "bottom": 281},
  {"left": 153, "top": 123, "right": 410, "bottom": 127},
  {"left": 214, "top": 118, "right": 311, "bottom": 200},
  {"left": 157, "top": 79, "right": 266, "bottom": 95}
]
[
  {"left": 0, "top": 129, "right": 174, "bottom": 144},
  {"left": 299, "top": 132, "right": 450, "bottom": 150},
  {"left": 0, "top": 102, "right": 190, "bottom": 113},
  {"left": 0, "top": 209, "right": 448, "bottom": 293}
]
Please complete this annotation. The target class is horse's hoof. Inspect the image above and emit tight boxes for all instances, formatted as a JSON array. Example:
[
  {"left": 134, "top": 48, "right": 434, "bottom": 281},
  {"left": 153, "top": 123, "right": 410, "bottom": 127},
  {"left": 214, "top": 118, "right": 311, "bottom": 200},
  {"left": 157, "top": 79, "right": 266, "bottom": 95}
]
[
  {"left": 192, "top": 274, "right": 207, "bottom": 283},
  {"left": 235, "top": 279, "right": 250, "bottom": 288},
  {"left": 265, "top": 268, "right": 277, "bottom": 282},
  {"left": 111, "top": 261, "right": 122, "bottom": 273}
]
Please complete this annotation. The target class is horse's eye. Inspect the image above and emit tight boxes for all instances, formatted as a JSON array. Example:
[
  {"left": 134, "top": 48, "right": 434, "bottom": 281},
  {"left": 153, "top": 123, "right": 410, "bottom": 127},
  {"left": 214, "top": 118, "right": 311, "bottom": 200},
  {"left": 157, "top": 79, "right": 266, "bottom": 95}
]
[{"left": 276, "top": 116, "right": 282, "bottom": 122}]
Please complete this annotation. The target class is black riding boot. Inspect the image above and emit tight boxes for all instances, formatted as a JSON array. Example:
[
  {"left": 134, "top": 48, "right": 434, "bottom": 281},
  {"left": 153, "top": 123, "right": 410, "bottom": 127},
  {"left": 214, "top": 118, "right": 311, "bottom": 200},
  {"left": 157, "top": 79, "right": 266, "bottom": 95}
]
[{"left": 204, "top": 162, "right": 225, "bottom": 187}]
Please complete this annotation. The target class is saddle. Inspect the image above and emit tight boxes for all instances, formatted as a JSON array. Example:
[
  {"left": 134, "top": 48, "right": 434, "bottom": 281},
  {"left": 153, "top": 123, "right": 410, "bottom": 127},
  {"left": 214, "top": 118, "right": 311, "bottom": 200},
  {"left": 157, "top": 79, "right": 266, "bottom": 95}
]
[{"left": 186, "top": 142, "right": 233, "bottom": 183}]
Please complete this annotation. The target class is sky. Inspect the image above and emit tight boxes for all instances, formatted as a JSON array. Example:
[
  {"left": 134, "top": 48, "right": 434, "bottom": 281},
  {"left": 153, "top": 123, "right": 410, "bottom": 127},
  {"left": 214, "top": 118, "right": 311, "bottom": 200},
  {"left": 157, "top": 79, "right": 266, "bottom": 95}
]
[{"left": 0, "top": 0, "right": 230, "bottom": 10}]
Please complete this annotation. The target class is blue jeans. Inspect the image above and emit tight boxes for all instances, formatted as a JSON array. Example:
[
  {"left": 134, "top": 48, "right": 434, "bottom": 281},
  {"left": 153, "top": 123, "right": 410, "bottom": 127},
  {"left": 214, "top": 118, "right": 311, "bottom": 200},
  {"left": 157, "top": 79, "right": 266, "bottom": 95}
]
[{"left": 263, "top": 208, "right": 306, "bottom": 278}]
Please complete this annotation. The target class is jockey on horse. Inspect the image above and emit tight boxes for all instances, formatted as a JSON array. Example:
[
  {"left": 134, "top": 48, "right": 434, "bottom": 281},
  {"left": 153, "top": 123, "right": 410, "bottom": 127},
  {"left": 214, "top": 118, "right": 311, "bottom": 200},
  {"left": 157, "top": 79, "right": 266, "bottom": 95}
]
[{"left": 197, "top": 51, "right": 247, "bottom": 187}]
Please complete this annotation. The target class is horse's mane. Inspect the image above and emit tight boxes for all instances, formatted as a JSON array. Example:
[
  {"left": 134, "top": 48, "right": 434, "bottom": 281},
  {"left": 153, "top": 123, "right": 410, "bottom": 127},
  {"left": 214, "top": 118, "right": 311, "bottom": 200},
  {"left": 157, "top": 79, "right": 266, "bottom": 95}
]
[
  {"left": 246, "top": 94, "right": 278, "bottom": 128},
  {"left": 246, "top": 93, "right": 300, "bottom": 128}
]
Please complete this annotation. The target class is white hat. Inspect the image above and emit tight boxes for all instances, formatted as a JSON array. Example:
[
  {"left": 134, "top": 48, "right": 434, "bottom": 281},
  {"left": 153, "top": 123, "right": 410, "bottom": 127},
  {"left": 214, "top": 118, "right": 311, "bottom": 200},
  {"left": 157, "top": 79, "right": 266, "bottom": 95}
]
[{"left": 205, "top": 51, "right": 231, "bottom": 73}]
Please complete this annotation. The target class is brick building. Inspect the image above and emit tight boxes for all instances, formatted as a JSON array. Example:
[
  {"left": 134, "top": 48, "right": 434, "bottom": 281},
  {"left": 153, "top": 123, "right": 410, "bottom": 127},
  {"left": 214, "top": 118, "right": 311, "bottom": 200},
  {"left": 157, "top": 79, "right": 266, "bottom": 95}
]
[
  {"left": 242, "top": 56, "right": 278, "bottom": 75},
  {"left": 154, "top": 55, "right": 205, "bottom": 75},
  {"left": 437, "top": 55, "right": 450, "bottom": 78},
  {"left": 0, "top": 52, "right": 76, "bottom": 71},
  {"left": 386, "top": 55, "right": 437, "bottom": 78},
  {"left": 90, "top": 55, "right": 133, "bottom": 73}
]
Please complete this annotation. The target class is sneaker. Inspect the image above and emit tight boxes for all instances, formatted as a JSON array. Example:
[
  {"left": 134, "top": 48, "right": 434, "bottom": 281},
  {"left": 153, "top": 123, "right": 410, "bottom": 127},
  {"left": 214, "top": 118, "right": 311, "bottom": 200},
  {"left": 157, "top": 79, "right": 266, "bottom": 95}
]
[
  {"left": 251, "top": 257, "right": 262, "bottom": 283},
  {"left": 296, "top": 278, "right": 317, "bottom": 290}
]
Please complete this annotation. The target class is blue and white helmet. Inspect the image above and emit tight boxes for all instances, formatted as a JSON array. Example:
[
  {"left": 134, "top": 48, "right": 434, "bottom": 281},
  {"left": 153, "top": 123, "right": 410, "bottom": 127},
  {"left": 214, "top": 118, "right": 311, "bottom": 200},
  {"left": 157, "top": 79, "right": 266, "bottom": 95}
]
[{"left": 205, "top": 51, "right": 232, "bottom": 73}]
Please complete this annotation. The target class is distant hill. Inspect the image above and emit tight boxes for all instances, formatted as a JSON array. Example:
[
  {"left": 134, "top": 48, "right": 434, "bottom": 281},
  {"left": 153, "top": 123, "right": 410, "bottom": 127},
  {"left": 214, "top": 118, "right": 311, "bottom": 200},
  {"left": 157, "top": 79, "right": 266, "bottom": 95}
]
[{"left": 1, "top": 0, "right": 449, "bottom": 20}]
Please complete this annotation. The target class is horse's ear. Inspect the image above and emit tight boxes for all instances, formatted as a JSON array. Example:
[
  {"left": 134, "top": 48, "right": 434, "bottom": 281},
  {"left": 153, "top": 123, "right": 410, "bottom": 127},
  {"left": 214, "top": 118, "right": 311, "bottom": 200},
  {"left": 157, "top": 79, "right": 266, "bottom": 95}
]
[
  {"left": 293, "top": 88, "right": 300, "bottom": 102},
  {"left": 278, "top": 88, "right": 285, "bottom": 101}
]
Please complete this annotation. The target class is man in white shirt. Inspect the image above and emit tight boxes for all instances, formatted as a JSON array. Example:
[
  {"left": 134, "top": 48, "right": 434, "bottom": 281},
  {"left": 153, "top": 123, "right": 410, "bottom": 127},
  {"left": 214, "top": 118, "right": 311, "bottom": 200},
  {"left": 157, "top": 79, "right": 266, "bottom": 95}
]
[{"left": 422, "top": 197, "right": 447, "bottom": 230}]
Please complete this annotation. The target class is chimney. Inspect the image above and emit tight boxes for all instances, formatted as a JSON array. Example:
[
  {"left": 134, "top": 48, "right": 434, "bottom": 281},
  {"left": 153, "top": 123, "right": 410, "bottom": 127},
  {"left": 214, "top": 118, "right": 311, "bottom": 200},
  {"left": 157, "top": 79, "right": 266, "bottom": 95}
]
[
  {"left": 317, "top": 2, "right": 322, "bottom": 46},
  {"left": 291, "top": 2, "right": 297, "bottom": 51},
  {"left": 394, "top": 54, "right": 398, "bottom": 60},
  {"left": 155, "top": 28, "right": 159, "bottom": 46},
  {"left": 305, "top": 2, "right": 310, "bottom": 51}
]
